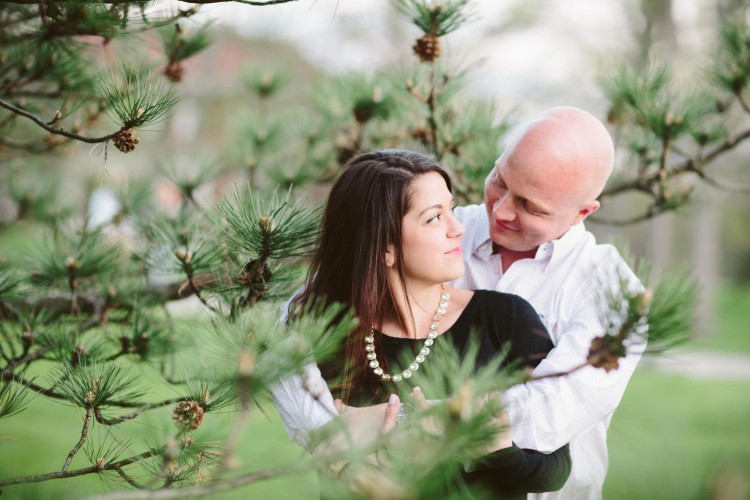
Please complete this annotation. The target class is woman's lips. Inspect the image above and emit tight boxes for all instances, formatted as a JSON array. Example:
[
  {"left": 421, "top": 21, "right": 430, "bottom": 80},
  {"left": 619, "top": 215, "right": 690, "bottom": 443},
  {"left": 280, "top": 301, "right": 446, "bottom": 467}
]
[{"left": 446, "top": 247, "right": 463, "bottom": 255}]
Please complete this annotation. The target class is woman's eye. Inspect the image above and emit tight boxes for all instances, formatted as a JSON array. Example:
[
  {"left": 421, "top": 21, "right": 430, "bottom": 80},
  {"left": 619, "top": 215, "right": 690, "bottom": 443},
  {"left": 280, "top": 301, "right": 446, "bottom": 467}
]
[{"left": 427, "top": 213, "right": 441, "bottom": 224}]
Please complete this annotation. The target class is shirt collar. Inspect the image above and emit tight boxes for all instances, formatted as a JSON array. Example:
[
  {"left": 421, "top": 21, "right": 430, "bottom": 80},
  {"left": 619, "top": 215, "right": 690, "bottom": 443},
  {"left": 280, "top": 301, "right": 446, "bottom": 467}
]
[{"left": 471, "top": 220, "right": 588, "bottom": 266}]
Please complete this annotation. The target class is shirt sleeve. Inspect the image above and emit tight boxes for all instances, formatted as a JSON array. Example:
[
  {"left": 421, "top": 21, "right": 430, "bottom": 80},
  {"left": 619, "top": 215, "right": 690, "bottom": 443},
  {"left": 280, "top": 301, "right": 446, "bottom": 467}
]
[
  {"left": 269, "top": 293, "right": 338, "bottom": 449},
  {"left": 508, "top": 295, "right": 554, "bottom": 369},
  {"left": 270, "top": 363, "right": 337, "bottom": 449},
  {"left": 501, "top": 263, "right": 645, "bottom": 453},
  {"left": 461, "top": 443, "right": 572, "bottom": 494}
]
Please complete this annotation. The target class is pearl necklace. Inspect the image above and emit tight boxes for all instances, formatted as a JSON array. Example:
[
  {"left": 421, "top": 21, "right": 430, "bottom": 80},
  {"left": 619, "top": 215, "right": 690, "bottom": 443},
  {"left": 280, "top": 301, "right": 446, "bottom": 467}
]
[{"left": 365, "top": 284, "right": 450, "bottom": 383}]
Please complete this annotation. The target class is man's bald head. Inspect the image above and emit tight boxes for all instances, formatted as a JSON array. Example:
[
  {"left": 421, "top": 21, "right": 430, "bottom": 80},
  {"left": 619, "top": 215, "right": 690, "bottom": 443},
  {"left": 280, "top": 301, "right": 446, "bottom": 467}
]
[
  {"left": 499, "top": 106, "right": 614, "bottom": 208},
  {"left": 484, "top": 106, "right": 615, "bottom": 253}
]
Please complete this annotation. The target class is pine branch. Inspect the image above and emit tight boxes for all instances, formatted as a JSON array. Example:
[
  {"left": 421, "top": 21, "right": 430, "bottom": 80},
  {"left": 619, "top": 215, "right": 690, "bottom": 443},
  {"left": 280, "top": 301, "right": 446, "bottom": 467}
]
[
  {"left": 87, "top": 463, "right": 312, "bottom": 500},
  {"left": 1, "top": 374, "right": 181, "bottom": 410},
  {"left": 600, "top": 127, "right": 750, "bottom": 201},
  {"left": 62, "top": 406, "right": 93, "bottom": 471},
  {"left": 0, "top": 98, "right": 118, "bottom": 144},
  {"left": 0, "top": 448, "right": 159, "bottom": 486},
  {"left": 0, "top": 273, "right": 220, "bottom": 322},
  {"left": 113, "top": 466, "right": 146, "bottom": 489},
  {"left": 524, "top": 362, "right": 589, "bottom": 382}
]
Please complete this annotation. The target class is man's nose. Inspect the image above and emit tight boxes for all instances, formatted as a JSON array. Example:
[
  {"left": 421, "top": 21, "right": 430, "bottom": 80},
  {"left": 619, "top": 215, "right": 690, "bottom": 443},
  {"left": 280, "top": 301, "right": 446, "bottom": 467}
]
[{"left": 492, "top": 192, "right": 516, "bottom": 221}]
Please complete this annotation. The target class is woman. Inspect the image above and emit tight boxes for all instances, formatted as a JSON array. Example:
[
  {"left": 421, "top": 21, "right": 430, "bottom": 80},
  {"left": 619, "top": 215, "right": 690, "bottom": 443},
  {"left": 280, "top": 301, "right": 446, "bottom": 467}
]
[{"left": 277, "top": 150, "right": 570, "bottom": 496}]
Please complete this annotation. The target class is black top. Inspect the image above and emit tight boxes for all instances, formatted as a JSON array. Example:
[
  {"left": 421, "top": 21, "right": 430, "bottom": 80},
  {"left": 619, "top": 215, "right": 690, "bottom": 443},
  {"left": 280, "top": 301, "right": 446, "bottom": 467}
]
[
  {"left": 378, "top": 289, "right": 553, "bottom": 375},
  {"left": 322, "top": 290, "right": 571, "bottom": 497}
]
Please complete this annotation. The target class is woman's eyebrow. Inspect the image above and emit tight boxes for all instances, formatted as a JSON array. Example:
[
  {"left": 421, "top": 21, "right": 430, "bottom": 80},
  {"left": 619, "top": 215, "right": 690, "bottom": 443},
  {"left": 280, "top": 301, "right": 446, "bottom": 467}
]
[
  {"left": 418, "top": 197, "right": 453, "bottom": 217},
  {"left": 418, "top": 203, "right": 443, "bottom": 216}
]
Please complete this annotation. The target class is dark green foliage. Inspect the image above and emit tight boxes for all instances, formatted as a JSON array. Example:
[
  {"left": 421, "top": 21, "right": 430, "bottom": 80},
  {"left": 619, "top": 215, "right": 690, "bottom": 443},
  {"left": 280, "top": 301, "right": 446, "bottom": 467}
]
[
  {"left": 51, "top": 359, "right": 145, "bottom": 408},
  {"left": 0, "top": 378, "right": 30, "bottom": 419}
]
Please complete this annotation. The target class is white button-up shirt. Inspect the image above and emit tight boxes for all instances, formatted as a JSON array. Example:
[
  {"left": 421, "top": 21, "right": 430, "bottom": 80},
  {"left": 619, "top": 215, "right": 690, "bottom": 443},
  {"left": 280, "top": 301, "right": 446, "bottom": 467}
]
[{"left": 451, "top": 204, "right": 644, "bottom": 500}]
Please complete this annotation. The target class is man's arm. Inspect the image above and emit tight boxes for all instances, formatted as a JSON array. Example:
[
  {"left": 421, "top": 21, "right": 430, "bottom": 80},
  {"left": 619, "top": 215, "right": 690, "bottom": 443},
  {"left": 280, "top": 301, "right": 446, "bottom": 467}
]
[{"left": 503, "top": 269, "right": 645, "bottom": 452}]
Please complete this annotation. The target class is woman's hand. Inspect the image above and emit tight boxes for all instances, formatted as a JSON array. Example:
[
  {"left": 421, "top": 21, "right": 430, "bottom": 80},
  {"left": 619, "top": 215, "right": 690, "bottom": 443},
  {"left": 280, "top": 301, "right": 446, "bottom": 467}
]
[{"left": 310, "top": 394, "right": 401, "bottom": 475}]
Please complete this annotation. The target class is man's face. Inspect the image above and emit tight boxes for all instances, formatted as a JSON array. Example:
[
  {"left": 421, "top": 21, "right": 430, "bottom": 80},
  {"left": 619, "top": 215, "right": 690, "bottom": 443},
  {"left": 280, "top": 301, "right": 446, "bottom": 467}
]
[{"left": 483, "top": 156, "right": 587, "bottom": 253}]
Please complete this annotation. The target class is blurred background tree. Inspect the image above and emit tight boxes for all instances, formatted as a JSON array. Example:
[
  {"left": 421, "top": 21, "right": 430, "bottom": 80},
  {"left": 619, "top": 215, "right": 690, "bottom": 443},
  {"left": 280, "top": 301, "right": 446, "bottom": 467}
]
[{"left": 0, "top": 0, "right": 748, "bottom": 498}]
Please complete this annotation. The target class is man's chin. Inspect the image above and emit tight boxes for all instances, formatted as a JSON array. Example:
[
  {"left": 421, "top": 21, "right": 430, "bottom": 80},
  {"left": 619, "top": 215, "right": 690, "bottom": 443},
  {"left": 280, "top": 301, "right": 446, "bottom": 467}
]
[{"left": 490, "top": 235, "right": 537, "bottom": 254}]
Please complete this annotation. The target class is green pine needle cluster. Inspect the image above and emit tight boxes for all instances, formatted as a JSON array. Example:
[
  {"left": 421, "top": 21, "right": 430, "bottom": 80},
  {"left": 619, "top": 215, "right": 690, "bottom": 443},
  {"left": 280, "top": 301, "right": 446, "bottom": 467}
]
[
  {"left": 217, "top": 188, "right": 320, "bottom": 260},
  {"left": 714, "top": 21, "right": 750, "bottom": 98},
  {"left": 52, "top": 359, "right": 145, "bottom": 408},
  {"left": 393, "top": 0, "right": 473, "bottom": 37},
  {"left": 98, "top": 64, "right": 179, "bottom": 129},
  {"left": 0, "top": 379, "right": 30, "bottom": 420},
  {"left": 161, "top": 22, "right": 213, "bottom": 64}
]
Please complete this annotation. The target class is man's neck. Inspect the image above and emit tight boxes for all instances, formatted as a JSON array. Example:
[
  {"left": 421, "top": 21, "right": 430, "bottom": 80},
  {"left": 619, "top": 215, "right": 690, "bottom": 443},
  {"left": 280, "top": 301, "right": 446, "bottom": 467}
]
[{"left": 493, "top": 244, "right": 538, "bottom": 273}]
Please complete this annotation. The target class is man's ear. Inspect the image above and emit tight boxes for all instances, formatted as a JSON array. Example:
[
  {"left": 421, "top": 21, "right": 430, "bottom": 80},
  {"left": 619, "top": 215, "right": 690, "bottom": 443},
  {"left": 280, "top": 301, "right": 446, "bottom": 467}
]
[
  {"left": 385, "top": 245, "right": 395, "bottom": 268},
  {"left": 572, "top": 200, "right": 600, "bottom": 225}
]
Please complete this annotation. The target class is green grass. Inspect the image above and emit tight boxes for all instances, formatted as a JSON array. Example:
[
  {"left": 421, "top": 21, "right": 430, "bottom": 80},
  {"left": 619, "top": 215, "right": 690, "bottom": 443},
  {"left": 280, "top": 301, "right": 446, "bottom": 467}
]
[
  {"left": 603, "top": 368, "right": 750, "bottom": 500},
  {"left": 694, "top": 283, "right": 750, "bottom": 354}
]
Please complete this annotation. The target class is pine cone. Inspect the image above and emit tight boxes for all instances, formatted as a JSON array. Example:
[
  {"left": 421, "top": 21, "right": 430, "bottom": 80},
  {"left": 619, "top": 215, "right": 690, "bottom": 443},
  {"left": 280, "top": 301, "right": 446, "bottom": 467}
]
[
  {"left": 165, "top": 61, "right": 184, "bottom": 83},
  {"left": 586, "top": 335, "right": 625, "bottom": 372},
  {"left": 172, "top": 400, "right": 205, "bottom": 431},
  {"left": 413, "top": 34, "right": 441, "bottom": 62},
  {"left": 112, "top": 128, "right": 140, "bottom": 153}
]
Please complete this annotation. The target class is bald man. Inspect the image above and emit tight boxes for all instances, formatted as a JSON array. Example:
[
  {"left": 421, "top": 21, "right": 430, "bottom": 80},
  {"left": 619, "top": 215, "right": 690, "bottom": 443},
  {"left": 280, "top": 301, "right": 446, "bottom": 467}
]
[
  {"left": 452, "top": 106, "right": 643, "bottom": 499},
  {"left": 272, "top": 107, "right": 643, "bottom": 499}
]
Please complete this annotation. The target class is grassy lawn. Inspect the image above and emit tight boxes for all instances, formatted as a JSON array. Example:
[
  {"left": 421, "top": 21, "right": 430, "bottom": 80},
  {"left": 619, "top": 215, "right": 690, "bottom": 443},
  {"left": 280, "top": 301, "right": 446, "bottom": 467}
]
[
  {"left": 603, "top": 369, "right": 750, "bottom": 499},
  {"left": 694, "top": 283, "right": 750, "bottom": 355}
]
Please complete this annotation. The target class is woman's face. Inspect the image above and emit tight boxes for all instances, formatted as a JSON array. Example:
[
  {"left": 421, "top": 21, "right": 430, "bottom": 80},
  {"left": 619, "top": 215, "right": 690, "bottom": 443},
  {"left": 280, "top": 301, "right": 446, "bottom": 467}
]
[{"left": 396, "top": 172, "right": 465, "bottom": 286}]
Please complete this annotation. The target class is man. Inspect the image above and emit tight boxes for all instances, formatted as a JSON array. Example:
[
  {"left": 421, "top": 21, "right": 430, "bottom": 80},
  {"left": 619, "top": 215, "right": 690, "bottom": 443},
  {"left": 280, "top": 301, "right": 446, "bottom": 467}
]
[
  {"left": 451, "top": 106, "right": 643, "bottom": 499},
  {"left": 272, "top": 106, "right": 643, "bottom": 499}
]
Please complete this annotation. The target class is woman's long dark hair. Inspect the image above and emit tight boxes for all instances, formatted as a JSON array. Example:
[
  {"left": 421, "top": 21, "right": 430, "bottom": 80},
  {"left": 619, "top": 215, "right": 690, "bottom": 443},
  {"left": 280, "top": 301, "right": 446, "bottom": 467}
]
[{"left": 295, "top": 150, "right": 452, "bottom": 404}]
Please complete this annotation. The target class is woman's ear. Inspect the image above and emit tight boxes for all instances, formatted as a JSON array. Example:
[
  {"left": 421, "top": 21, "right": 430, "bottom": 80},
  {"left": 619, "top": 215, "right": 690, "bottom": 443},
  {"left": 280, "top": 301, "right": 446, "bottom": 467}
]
[{"left": 385, "top": 245, "right": 395, "bottom": 268}]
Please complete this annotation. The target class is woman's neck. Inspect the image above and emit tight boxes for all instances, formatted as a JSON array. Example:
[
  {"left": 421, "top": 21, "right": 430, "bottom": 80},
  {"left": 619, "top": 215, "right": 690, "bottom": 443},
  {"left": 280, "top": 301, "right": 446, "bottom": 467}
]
[{"left": 381, "top": 280, "right": 446, "bottom": 339}]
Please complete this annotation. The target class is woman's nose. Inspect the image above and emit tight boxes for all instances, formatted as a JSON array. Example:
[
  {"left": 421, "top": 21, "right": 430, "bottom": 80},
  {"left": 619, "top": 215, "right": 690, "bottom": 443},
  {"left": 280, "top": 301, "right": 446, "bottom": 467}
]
[{"left": 448, "top": 214, "right": 465, "bottom": 237}]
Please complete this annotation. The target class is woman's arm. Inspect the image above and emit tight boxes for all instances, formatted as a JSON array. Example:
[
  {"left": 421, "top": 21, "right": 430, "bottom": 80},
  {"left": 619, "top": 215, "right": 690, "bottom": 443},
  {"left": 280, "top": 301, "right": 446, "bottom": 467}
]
[
  {"left": 461, "top": 443, "right": 571, "bottom": 494},
  {"left": 270, "top": 362, "right": 338, "bottom": 449}
]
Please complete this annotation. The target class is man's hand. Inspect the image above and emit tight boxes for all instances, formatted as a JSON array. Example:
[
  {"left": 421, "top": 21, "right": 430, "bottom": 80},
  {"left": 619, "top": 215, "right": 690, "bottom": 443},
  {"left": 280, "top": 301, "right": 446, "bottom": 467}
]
[{"left": 411, "top": 387, "right": 513, "bottom": 457}]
